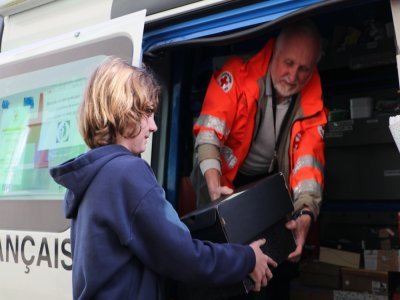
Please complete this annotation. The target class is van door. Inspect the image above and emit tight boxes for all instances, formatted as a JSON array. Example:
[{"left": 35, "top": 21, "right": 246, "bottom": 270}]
[{"left": 0, "top": 9, "right": 145, "bottom": 300}]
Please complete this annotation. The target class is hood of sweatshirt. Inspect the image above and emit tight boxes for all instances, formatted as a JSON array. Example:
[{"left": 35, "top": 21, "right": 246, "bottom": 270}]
[{"left": 49, "top": 144, "right": 132, "bottom": 219}]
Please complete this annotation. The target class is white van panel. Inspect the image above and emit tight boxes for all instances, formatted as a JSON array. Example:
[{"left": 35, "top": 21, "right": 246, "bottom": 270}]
[
  {"left": 2, "top": 0, "right": 113, "bottom": 51},
  {"left": 0, "top": 229, "right": 71, "bottom": 300},
  {"left": 0, "top": 9, "right": 146, "bottom": 299},
  {"left": 0, "top": 9, "right": 145, "bottom": 67},
  {"left": 0, "top": 0, "right": 57, "bottom": 16},
  {"left": 144, "top": 0, "right": 226, "bottom": 22}
]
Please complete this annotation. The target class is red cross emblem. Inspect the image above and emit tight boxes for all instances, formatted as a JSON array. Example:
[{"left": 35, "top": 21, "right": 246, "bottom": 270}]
[{"left": 218, "top": 71, "right": 233, "bottom": 92}]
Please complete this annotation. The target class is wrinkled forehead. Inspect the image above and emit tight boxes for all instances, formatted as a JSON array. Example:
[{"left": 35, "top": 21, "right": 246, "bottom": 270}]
[{"left": 275, "top": 33, "right": 320, "bottom": 66}]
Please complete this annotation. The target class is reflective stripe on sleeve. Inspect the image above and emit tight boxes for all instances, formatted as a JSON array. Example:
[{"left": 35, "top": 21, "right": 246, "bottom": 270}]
[
  {"left": 221, "top": 145, "right": 238, "bottom": 169},
  {"left": 292, "top": 155, "right": 324, "bottom": 176},
  {"left": 293, "top": 179, "right": 322, "bottom": 200},
  {"left": 195, "top": 130, "right": 221, "bottom": 148},
  {"left": 196, "top": 115, "right": 230, "bottom": 138}
]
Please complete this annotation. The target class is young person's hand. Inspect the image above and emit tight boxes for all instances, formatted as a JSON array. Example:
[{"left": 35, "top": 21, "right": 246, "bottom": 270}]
[{"left": 248, "top": 239, "right": 277, "bottom": 291}]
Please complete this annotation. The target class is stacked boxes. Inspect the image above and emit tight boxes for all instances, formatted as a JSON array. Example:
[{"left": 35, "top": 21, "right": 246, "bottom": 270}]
[{"left": 293, "top": 247, "right": 400, "bottom": 300}]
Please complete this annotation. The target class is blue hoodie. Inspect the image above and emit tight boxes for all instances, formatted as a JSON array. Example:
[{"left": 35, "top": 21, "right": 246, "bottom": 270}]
[{"left": 50, "top": 144, "right": 255, "bottom": 300}]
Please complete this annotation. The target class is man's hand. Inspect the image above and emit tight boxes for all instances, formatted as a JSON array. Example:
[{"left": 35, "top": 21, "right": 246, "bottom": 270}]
[
  {"left": 204, "top": 168, "right": 233, "bottom": 201},
  {"left": 249, "top": 239, "right": 278, "bottom": 291},
  {"left": 285, "top": 209, "right": 312, "bottom": 262},
  {"left": 209, "top": 185, "right": 234, "bottom": 201}
]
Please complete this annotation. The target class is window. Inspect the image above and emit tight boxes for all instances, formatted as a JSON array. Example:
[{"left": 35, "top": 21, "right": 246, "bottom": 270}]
[
  {"left": 0, "top": 35, "right": 134, "bottom": 231},
  {"left": 0, "top": 57, "right": 105, "bottom": 200}
]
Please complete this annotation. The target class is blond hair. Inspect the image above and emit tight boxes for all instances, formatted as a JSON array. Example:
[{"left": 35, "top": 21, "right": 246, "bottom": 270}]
[{"left": 79, "top": 57, "right": 159, "bottom": 149}]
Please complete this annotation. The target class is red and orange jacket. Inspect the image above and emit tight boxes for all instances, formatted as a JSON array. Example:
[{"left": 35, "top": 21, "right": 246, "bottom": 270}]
[{"left": 193, "top": 39, "right": 328, "bottom": 216}]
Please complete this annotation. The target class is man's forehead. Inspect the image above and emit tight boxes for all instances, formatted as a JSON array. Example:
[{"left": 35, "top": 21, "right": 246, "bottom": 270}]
[{"left": 275, "top": 36, "right": 319, "bottom": 66}]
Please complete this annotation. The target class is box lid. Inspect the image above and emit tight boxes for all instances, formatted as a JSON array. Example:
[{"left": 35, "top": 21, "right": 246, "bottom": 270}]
[
  {"left": 181, "top": 173, "right": 294, "bottom": 244},
  {"left": 218, "top": 173, "right": 293, "bottom": 244}
]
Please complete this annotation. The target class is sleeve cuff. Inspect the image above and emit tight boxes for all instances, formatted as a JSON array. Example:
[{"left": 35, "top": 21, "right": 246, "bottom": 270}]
[{"left": 199, "top": 158, "right": 221, "bottom": 175}]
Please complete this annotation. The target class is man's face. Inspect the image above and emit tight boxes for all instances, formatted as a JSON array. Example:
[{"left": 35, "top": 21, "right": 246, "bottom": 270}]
[{"left": 270, "top": 33, "right": 319, "bottom": 98}]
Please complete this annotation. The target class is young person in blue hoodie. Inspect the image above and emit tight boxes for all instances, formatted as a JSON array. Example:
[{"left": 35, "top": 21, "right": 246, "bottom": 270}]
[{"left": 50, "top": 57, "right": 277, "bottom": 300}]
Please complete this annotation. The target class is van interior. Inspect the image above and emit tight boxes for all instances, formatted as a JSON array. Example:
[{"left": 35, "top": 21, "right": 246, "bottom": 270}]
[{"left": 144, "top": 0, "right": 400, "bottom": 256}]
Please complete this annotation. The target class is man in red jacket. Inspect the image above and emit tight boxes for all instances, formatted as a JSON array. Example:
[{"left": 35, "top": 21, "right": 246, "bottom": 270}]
[{"left": 192, "top": 19, "right": 327, "bottom": 299}]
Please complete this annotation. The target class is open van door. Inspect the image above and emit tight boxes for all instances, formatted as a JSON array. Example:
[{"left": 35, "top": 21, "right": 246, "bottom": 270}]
[{"left": 0, "top": 9, "right": 146, "bottom": 300}]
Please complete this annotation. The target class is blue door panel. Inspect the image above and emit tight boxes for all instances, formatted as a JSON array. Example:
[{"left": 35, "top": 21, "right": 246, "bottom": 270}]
[{"left": 143, "top": 0, "right": 323, "bottom": 52}]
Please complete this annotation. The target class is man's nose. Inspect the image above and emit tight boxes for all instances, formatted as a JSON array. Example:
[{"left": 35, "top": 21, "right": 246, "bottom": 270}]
[{"left": 287, "top": 67, "right": 298, "bottom": 83}]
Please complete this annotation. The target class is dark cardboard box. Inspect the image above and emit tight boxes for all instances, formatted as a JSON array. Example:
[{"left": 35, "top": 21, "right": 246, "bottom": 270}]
[
  {"left": 364, "top": 250, "right": 400, "bottom": 272},
  {"left": 291, "top": 279, "right": 334, "bottom": 300},
  {"left": 319, "top": 246, "right": 360, "bottom": 269},
  {"left": 341, "top": 268, "right": 388, "bottom": 296},
  {"left": 179, "top": 173, "right": 296, "bottom": 299},
  {"left": 299, "top": 260, "right": 342, "bottom": 289},
  {"left": 333, "top": 290, "right": 387, "bottom": 300}
]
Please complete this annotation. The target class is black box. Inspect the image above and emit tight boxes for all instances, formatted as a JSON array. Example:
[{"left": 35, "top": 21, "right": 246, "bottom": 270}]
[{"left": 179, "top": 173, "right": 296, "bottom": 299}]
